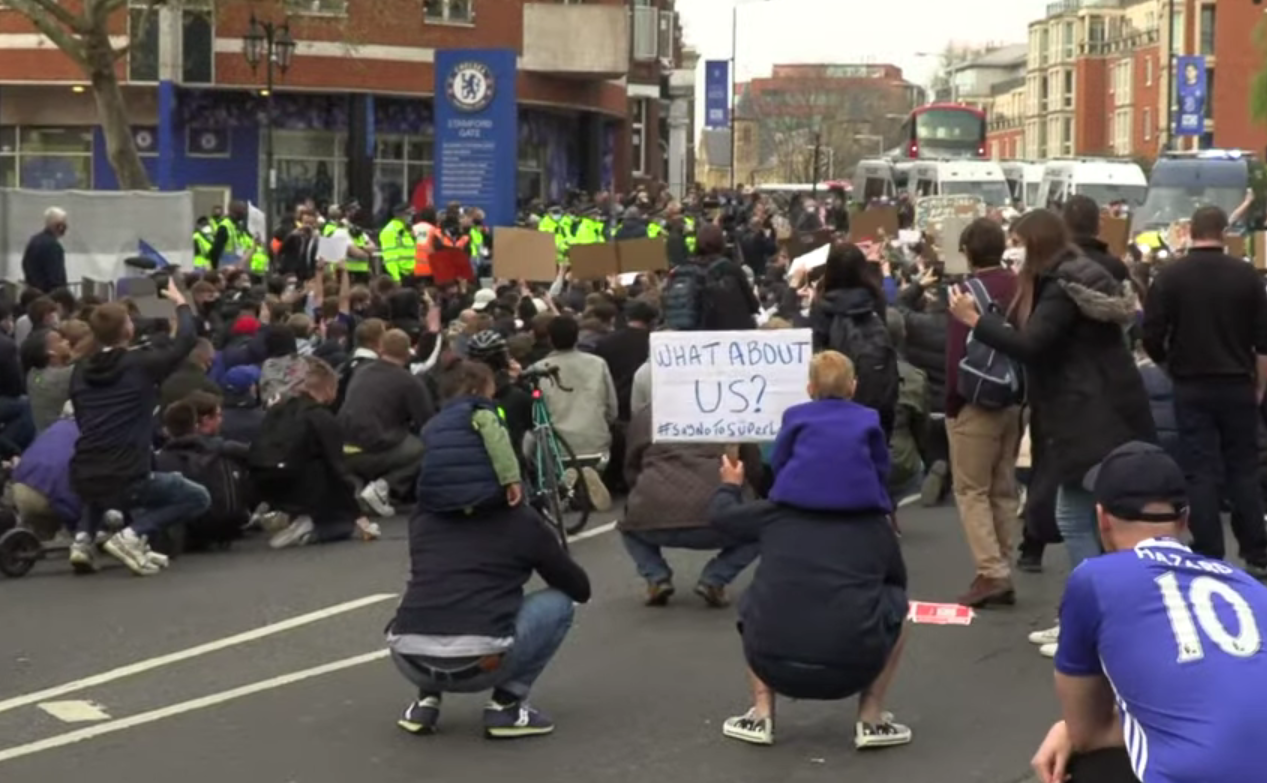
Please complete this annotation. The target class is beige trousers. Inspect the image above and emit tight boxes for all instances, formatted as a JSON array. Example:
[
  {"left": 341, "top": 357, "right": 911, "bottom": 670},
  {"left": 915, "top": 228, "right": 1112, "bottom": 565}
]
[{"left": 946, "top": 405, "right": 1022, "bottom": 579}]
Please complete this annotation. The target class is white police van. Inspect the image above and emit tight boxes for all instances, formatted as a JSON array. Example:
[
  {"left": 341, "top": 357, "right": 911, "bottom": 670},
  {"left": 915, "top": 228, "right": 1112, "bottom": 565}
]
[
  {"left": 1038, "top": 158, "right": 1148, "bottom": 210},
  {"left": 907, "top": 159, "right": 1011, "bottom": 207}
]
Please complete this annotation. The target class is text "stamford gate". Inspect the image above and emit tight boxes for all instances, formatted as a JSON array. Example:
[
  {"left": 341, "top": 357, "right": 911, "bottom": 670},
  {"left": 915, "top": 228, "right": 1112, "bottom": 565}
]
[
  {"left": 447, "top": 118, "right": 493, "bottom": 139},
  {"left": 652, "top": 339, "right": 811, "bottom": 369}
]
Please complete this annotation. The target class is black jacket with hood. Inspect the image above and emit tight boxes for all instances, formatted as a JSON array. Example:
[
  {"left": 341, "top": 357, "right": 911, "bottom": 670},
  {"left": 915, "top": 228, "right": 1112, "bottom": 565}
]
[
  {"left": 70, "top": 306, "right": 198, "bottom": 503},
  {"left": 809, "top": 286, "right": 886, "bottom": 353},
  {"left": 893, "top": 282, "right": 948, "bottom": 413},
  {"left": 973, "top": 250, "right": 1154, "bottom": 501}
]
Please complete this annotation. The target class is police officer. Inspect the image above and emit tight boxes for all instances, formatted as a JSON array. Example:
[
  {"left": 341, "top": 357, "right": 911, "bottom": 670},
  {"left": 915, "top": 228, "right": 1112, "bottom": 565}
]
[
  {"left": 192, "top": 217, "right": 214, "bottom": 270},
  {"left": 379, "top": 202, "right": 415, "bottom": 284},
  {"left": 208, "top": 200, "right": 253, "bottom": 270}
]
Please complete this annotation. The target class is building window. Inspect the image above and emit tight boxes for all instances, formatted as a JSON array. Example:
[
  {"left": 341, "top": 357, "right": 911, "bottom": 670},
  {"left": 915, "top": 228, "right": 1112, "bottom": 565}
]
[
  {"left": 631, "top": 2, "right": 658, "bottom": 61},
  {"left": 265, "top": 130, "right": 346, "bottom": 221},
  {"left": 1063, "top": 20, "right": 1075, "bottom": 59},
  {"left": 1205, "top": 68, "right": 1215, "bottom": 120},
  {"left": 1144, "top": 107, "right": 1152, "bottom": 141},
  {"left": 128, "top": 0, "right": 159, "bottom": 82},
  {"left": 3, "top": 127, "right": 94, "bottom": 190},
  {"left": 1062, "top": 116, "right": 1073, "bottom": 155},
  {"left": 1145, "top": 56, "right": 1153, "bottom": 87},
  {"left": 374, "top": 133, "right": 433, "bottom": 220},
  {"left": 1200, "top": 4, "right": 1216, "bottom": 57},
  {"left": 1114, "top": 108, "right": 1132, "bottom": 154},
  {"left": 518, "top": 141, "right": 544, "bottom": 201},
  {"left": 1039, "top": 27, "right": 1050, "bottom": 66},
  {"left": 285, "top": 0, "right": 348, "bottom": 14},
  {"left": 182, "top": 0, "right": 214, "bottom": 84},
  {"left": 631, "top": 99, "right": 647, "bottom": 176},
  {"left": 1064, "top": 69, "right": 1074, "bottom": 109},
  {"left": 424, "top": 0, "right": 473, "bottom": 23}
]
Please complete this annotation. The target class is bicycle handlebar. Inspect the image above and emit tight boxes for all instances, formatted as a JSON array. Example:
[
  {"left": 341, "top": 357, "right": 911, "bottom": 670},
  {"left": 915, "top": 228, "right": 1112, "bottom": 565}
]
[{"left": 520, "top": 365, "right": 573, "bottom": 393}]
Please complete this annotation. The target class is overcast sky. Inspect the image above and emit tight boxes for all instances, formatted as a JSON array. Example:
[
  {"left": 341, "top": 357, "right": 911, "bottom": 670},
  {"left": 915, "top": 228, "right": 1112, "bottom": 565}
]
[{"left": 678, "top": 0, "right": 1054, "bottom": 131}]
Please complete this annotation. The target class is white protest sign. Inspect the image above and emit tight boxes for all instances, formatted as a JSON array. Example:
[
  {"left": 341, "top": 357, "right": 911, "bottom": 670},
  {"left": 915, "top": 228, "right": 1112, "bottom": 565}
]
[
  {"left": 317, "top": 233, "right": 351, "bottom": 263},
  {"left": 649, "top": 329, "right": 812, "bottom": 442},
  {"left": 914, "top": 195, "right": 987, "bottom": 232},
  {"left": 247, "top": 202, "right": 267, "bottom": 241},
  {"left": 788, "top": 242, "right": 830, "bottom": 280}
]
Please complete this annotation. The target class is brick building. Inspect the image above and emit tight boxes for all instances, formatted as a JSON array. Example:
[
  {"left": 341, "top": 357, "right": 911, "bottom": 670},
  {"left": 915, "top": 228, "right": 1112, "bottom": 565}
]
[
  {"left": 0, "top": 0, "right": 687, "bottom": 219},
  {"left": 1006, "top": 0, "right": 1263, "bottom": 162}
]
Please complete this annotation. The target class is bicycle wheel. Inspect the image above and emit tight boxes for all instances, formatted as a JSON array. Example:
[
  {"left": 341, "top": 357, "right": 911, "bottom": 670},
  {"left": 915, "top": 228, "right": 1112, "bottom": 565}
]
[
  {"left": 537, "top": 456, "right": 570, "bottom": 550},
  {"left": 549, "top": 431, "right": 593, "bottom": 536}
]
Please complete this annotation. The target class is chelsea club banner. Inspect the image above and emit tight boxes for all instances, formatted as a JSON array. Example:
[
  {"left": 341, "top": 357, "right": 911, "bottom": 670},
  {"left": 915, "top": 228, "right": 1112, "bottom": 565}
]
[{"left": 434, "top": 49, "right": 518, "bottom": 229}]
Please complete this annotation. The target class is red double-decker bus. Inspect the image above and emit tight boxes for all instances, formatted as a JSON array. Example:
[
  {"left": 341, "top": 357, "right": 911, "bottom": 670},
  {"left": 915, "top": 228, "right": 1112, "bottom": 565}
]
[{"left": 897, "top": 103, "right": 987, "bottom": 160}]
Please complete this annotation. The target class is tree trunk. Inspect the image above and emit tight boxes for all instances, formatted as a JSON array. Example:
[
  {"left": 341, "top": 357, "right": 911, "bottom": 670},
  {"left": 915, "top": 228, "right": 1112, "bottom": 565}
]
[{"left": 84, "top": 28, "right": 151, "bottom": 190}]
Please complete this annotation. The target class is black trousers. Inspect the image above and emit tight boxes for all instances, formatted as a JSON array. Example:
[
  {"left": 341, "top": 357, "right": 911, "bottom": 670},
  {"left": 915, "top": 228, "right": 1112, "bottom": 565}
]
[
  {"left": 1067, "top": 748, "right": 1139, "bottom": 783},
  {"left": 1173, "top": 379, "right": 1267, "bottom": 563}
]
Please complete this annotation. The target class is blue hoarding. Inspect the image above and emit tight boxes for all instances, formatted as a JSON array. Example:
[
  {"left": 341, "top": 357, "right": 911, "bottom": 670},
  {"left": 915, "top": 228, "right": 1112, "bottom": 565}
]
[
  {"left": 1174, "top": 55, "right": 1207, "bottom": 138},
  {"left": 434, "top": 48, "right": 518, "bottom": 228},
  {"left": 704, "top": 60, "right": 730, "bottom": 129}
]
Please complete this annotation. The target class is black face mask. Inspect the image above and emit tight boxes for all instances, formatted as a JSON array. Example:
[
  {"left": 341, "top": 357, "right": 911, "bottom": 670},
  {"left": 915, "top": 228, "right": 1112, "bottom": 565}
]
[{"left": 473, "top": 220, "right": 483, "bottom": 226}]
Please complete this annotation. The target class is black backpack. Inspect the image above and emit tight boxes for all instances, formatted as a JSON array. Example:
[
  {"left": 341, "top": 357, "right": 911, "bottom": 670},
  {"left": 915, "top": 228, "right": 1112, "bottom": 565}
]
[
  {"left": 247, "top": 396, "right": 313, "bottom": 477},
  {"left": 956, "top": 277, "right": 1023, "bottom": 410},
  {"left": 827, "top": 307, "right": 900, "bottom": 415},
  {"left": 333, "top": 354, "right": 372, "bottom": 412},
  {"left": 156, "top": 444, "right": 250, "bottom": 546},
  {"left": 662, "top": 264, "right": 708, "bottom": 331}
]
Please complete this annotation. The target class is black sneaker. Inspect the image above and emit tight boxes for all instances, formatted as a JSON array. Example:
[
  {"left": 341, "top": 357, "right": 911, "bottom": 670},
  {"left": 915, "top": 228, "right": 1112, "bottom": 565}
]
[
  {"left": 1017, "top": 552, "right": 1043, "bottom": 574},
  {"left": 483, "top": 700, "right": 554, "bottom": 739},
  {"left": 397, "top": 695, "right": 441, "bottom": 735},
  {"left": 645, "top": 581, "right": 675, "bottom": 607}
]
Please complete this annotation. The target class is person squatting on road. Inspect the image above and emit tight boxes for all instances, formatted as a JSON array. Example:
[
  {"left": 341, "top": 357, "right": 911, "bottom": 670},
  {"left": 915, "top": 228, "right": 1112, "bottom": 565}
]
[
  {"left": 388, "top": 359, "right": 591, "bottom": 739},
  {"left": 708, "top": 351, "right": 911, "bottom": 750}
]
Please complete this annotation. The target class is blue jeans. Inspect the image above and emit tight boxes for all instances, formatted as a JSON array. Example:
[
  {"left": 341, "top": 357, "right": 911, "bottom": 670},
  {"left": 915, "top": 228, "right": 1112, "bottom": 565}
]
[
  {"left": 621, "top": 528, "right": 760, "bottom": 588},
  {"left": 391, "top": 589, "right": 574, "bottom": 701},
  {"left": 1055, "top": 482, "right": 1101, "bottom": 570},
  {"left": 77, "top": 472, "right": 211, "bottom": 538}
]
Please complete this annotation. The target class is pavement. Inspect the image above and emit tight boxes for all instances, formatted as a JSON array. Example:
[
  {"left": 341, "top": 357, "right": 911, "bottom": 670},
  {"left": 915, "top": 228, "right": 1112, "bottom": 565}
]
[{"left": 0, "top": 500, "right": 1068, "bottom": 783}]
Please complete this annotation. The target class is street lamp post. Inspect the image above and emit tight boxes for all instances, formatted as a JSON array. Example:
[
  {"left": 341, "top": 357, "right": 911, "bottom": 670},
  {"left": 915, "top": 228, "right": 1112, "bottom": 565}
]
[
  {"left": 242, "top": 15, "right": 296, "bottom": 236},
  {"left": 729, "top": 0, "right": 769, "bottom": 190}
]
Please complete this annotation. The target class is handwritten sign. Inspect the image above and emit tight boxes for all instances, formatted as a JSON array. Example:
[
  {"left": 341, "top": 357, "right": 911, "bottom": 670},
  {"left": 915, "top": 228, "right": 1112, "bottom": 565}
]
[
  {"left": 649, "top": 329, "right": 812, "bottom": 443},
  {"left": 914, "top": 195, "right": 987, "bottom": 232},
  {"left": 1166, "top": 220, "right": 1192, "bottom": 254}
]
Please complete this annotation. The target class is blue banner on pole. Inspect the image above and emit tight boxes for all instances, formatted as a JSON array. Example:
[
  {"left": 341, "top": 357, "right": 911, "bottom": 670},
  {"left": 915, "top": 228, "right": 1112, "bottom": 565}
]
[
  {"left": 434, "top": 49, "right": 518, "bottom": 229},
  {"left": 704, "top": 60, "right": 730, "bottom": 129},
  {"left": 1174, "top": 56, "right": 1207, "bottom": 138}
]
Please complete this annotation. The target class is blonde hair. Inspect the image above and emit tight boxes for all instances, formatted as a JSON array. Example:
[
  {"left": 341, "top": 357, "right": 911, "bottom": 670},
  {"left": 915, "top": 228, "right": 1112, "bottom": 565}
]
[
  {"left": 761, "top": 317, "right": 792, "bottom": 330},
  {"left": 809, "top": 351, "right": 855, "bottom": 400}
]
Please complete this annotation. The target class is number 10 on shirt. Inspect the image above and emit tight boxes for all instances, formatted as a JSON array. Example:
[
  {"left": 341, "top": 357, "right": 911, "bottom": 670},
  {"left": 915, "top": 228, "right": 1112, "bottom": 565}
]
[{"left": 1155, "top": 572, "right": 1262, "bottom": 663}]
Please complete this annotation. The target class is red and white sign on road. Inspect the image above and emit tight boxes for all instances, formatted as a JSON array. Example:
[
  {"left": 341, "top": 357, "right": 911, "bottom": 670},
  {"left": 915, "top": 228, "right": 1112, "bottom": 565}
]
[{"left": 907, "top": 601, "right": 974, "bottom": 626}]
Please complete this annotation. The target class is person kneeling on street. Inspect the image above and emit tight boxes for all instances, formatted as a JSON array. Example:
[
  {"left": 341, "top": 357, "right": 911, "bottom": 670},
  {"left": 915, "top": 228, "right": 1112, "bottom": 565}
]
[
  {"left": 707, "top": 355, "right": 911, "bottom": 749},
  {"left": 154, "top": 391, "right": 253, "bottom": 552},
  {"left": 10, "top": 403, "right": 80, "bottom": 542},
  {"left": 388, "top": 360, "right": 591, "bottom": 739},
  {"left": 68, "top": 282, "right": 212, "bottom": 576},
  {"left": 248, "top": 356, "right": 380, "bottom": 548}
]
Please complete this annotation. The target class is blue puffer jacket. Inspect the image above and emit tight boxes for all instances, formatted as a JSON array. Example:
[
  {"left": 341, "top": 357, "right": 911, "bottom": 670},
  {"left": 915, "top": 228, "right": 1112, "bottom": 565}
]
[
  {"left": 416, "top": 396, "right": 503, "bottom": 514},
  {"left": 1138, "top": 360, "right": 1179, "bottom": 462}
]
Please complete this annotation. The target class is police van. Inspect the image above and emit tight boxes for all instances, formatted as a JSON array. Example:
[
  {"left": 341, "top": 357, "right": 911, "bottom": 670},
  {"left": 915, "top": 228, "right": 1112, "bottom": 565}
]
[
  {"left": 853, "top": 159, "right": 899, "bottom": 202},
  {"left": 1037, "top": 158, "right": 1147, "bottom": 210},
  {"left": 1131, "top": 150, "right": 1264, "bottom": 237},
  {"left": 1001, "top": 161, "right": 1046, "bottom": 209},
  {"left": 907, "top": 159, "right": 1011, "bottom": 207}
]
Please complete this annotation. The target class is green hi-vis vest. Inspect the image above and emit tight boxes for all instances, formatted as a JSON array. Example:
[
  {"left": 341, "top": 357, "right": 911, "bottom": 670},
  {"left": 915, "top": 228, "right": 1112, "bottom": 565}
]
[
  {"left": 647, "top": 222, "right": 664, "bottom": 239},
  {"left": 572, "top": 218, "right": 605, "bottom": 245},
  {"left": 470, "top": 226, "right": 487, "bottom": 258},
  {"left": 539, "top": 215, "right": 569, "bottom": 264},
  {"left": 684, "top": 216, "right": 697, "bottom": 254},
  {"left": 378, "top": 217, "right": 415, "bottom": 282},
  {"left": 321, "top": 222, "right": 339, "bottom": 237},
  {"left": 250, "top": 247, "right": 270, "bottom": 273},
  {"left": 193, "top": 231, "right": 212, "bottom": 269}
]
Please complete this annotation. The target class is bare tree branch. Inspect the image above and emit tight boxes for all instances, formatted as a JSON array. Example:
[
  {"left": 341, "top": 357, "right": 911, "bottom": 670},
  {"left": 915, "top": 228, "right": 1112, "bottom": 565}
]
[
  {"left": 12, "top": 0, "right": 87, "bottom": 33},
  {"left": 2, "top": 0, "right": 89, "bottom": 68}
]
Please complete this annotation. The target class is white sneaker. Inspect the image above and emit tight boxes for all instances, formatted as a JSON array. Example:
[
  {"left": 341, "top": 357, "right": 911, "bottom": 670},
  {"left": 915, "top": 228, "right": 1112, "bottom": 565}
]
[
  {"left": 579, "top": 466, "right": 612, "bottom": 512},
  {"left": 355, "top": 518, "right": 382, "bottom": 541},
  {"left": 359, "top": 479, "right": 395, "bottom": 518},
  {"left": 103, "top": 528, "right": 160, "bottom": 576},
  {"left": 68, "top": 532, "right": 96, "bottom": 574},
  {"left": 855, "top": 715, "right": 913, "bottom": 749},
  {"left": 269, "top": 516, "right": 315, "bottom": 549},
  {"left": 1028, "top": 624, "right": 1060, "bottom": 646},
  {"left": 722, "top": 709, "right": 774, "bottom": 746},
  {"left": 140, "top": 537, "right": 170, "bottom": 569},
  {"left": 1039, "top": 642, "right": 1058, "bottom": 659}
]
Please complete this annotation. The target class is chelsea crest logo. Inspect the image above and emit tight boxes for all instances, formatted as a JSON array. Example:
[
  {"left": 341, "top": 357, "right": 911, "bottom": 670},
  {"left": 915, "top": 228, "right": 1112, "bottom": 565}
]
[{"left": 446, "top": 61, "right": 495, "bottom": 112}]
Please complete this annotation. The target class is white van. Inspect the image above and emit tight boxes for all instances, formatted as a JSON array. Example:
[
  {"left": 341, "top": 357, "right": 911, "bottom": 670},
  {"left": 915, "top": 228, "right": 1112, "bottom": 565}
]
[
  {"left": 907, "top": 160, "right": 1011, "bottom": 207},
  {"left": 853, "top": 159, "right": 898, "bottom": 202},
  {"left": 1001, "top": 161, "right": 1046, "bottom": 209},
  {"left": 1038, "top": 159, "right": 1148, "bottom": 210}
]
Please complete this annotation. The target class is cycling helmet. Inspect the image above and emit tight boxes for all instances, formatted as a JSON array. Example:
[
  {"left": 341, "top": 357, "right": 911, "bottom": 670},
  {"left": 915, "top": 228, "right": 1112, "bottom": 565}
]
[{"left": 468, "top": 329, "right": 508, "bottom": 361}]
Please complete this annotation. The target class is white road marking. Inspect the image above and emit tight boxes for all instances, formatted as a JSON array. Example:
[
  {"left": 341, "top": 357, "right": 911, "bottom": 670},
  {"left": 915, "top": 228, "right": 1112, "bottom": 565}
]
[
  {"left": 898, "top": 494, "right": 920, "bottom": 508},
  {"left": 0, "top": 650, "right": 389, "bottom": 765},
  {"left": 567, "top": 520, "right": 617, "bottom": 543},
  {"left": 37, "top": 701, "right": 111, "bottom": 723},
  {"left": 0, "top": 593, "right": 398, "bottom": 716}
]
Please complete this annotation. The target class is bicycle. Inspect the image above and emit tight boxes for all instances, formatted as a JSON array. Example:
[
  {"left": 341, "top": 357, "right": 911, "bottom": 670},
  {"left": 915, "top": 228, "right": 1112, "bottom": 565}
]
[{"left": 519, "top": 365, "right": 593, "bottom": 545}]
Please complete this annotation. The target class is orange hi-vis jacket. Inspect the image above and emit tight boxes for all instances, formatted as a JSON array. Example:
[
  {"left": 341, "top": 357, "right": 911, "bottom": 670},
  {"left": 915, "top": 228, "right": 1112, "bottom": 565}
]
[{"left": 413, "top": 222, "right": 439, "bottom": 277}]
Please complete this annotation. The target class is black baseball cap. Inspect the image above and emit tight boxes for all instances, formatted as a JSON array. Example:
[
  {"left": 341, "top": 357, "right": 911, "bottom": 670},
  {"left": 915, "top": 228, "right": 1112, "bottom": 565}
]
[{"left": 1083, "top": 441, "right": 1188, "bottom": 522}]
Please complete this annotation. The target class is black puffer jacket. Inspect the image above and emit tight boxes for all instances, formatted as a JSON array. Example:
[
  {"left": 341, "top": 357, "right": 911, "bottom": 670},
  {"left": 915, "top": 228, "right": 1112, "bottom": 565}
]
[
  {"left": 973, "top": 250, "right": 1154, "bottom": 501},
  {"left": 894, "top": 282, "right": 948, "bottom": 414},
  {"left": 809, "top": 286, "right": 885, "bottom": 352}
]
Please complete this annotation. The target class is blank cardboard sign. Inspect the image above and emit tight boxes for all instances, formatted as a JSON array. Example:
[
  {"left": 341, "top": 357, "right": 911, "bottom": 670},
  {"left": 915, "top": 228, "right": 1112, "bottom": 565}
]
[
  {"left": 616, "top": 237, "right": 668, "bottom": 273},
  {"left": 493, "top": 228, "right": 558, "bottom": 282},
  {"left": 850, "top": 207, "right": 899, "bottom": 242},
  {"left": 569, "top": 242, "right": 620, "bottom": 279},
  {"left": 1099, "top": 216, "right": 1130, "bottom": 259},
  {"left": 937, "top": 216, "right": 973, "bottom": 275}
]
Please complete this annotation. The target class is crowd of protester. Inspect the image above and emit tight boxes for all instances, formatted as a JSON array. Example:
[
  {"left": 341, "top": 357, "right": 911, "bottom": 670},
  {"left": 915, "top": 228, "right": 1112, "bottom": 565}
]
[{"left": 6, "top": 185, "right": 1267, "bottom": 783}]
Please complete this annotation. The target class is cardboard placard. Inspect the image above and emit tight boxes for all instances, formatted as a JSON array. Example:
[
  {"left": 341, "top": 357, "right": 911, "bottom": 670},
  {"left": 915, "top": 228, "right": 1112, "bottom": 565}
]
[
  {"left": 937, "top": 216, "right": 973, "bottom": 276},
  {"left": 849, "top": 206, "right": 899, "bottom": 243},
  {"left": 1225, "top": 233, "right": 1247, "bottom": 260},
  {"left": 1099, "top": 216, "right": 1130, "bottom": 259},
  {"left": 431, "top": 248, "right": 474, "bottom": 285},
  {"left": 569, "top": 242, "right": 621, "bottom": 279},
  {"left": 1255, "top": 232, "right": 1267, "bottom": 270},
  {"left": 1166, "top": 220, "right": 1192, "bottom": 253},
  {"left": 492, "top": 227, "right": 558, "bottom": 282},
  {"left": 616, "top": 237, "right": 668, "bottom": 273},
  {"left": 914, "top": 195, "right": 987, "bottom": 232}
]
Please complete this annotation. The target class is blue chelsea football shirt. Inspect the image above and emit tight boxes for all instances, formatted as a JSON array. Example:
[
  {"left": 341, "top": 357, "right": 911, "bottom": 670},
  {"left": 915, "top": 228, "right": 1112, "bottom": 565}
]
[{"left": 1056, "top": 537, "right": 1267, "bottom": 783}]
